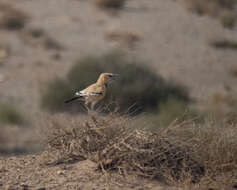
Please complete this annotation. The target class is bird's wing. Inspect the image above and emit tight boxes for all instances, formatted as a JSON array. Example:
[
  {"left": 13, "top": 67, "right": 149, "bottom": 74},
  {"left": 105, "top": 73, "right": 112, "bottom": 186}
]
[
  {"left": 76, "top": 83, "right": 104, "bottom": 97},
  {"left": 65, "top": 84, "right": 104, "bottom": 104}
]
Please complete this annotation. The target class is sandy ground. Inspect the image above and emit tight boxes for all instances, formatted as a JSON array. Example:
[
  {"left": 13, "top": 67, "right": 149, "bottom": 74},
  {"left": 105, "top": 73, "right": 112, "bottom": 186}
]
[{"left": 0, "top": 153, "right": 181, "bottom": 190}]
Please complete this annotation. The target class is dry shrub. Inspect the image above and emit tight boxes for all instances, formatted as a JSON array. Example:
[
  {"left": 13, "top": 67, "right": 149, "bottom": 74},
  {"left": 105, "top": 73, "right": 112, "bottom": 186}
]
[
  {"left": 43, "top": 113, "right": 132, "bottom": 163},
  {"left": 182, "top": 120, "right": 237, "bottom": 189},
  {"left": 105, "top": 29, "right": 141, "bottom": 49},
  {"left": 43, "top": 113, "right": 205, "bottom": 184},
  {"left": 0, "top": 3, "right": 29, "bottom": 31},
  {"left": 43, "top": 112, "right": 237, "bottom": 188},
  {"left": 93, "top": 0, "right": 126, "bottom": 10}
]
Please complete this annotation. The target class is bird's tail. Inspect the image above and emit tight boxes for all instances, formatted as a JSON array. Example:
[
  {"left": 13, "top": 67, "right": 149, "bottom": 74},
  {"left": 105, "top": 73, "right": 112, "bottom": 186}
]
[{"left": 64, "top": 96, "right": 80, "bottom": 103}]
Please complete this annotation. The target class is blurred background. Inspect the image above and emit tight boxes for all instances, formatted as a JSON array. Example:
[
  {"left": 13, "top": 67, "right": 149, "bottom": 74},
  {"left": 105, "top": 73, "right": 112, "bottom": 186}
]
[{"left": 0, "top": 0, "right": 237, "bottom": 155}]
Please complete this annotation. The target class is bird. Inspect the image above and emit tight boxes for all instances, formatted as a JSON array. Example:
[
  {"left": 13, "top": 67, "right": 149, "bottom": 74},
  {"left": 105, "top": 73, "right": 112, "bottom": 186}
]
[{"left": 65, "top": 73, "right": 119, "bottom": 111}]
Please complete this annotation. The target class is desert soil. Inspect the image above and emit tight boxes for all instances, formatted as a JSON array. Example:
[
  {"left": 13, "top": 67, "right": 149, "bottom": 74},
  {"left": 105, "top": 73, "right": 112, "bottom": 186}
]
[
  {"left": 0, "top": 153, "right": 181, "bottom": 190},
  {"left": 0, "top": 0, "right": 237, "bottom": 189}
]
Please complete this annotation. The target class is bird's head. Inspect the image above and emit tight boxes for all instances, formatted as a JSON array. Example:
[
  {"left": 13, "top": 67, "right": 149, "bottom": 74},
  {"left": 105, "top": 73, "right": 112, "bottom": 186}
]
[{"left": 97, "top": 73, "right": 120, "bottom": 86}]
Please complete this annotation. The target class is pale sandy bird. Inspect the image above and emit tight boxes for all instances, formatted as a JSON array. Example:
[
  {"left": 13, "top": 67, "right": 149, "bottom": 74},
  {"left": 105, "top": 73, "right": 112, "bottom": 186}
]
[{"left": 65, "top": 73, "right": 119, "bottom": 110}]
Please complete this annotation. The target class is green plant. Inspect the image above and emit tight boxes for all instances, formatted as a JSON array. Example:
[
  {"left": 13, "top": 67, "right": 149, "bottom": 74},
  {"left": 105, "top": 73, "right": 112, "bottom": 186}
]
[
  {"left": 0, "top": 103, "right": 24, "bottom": 125},
  {"left": 41, "top": 51, "right": 190, "bottom": 113}
]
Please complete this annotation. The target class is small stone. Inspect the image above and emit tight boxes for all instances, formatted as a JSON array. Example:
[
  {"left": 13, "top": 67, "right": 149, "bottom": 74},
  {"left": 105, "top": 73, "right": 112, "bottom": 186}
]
[{"left": 57, "top": 170, "right": 65, "bottom": 175}]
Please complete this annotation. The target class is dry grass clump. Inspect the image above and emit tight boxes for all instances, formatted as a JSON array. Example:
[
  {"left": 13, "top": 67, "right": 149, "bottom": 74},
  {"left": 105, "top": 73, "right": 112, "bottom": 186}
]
[
  {"left": 0, "top": 3, "right": 29, "bottom": 31},
  {"left": 105, "top": 29, "right": 141, "bottom": 49},
  {"left": 20, "top": 27, "right": 64, "bottom": 53},
  {"left": 93, "top": 0, "right": 126, "bottom": 10},
  {"left": 182, "top": 0, "right": 236, "bottom": 28},
  {"left": 183, "top": 0, "right": 236, "bottom": 16},
  {"left": 204, "top": 91, "right": 237, "bottom": 123},
  {"left": 43, "top": 113, "right": 206, "bottom": 184}
]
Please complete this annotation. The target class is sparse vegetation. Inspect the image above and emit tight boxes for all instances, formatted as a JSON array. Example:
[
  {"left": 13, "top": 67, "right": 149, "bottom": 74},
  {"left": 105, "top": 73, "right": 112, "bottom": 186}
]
[
  {"left": 184, "top": 0, "right": 236, "bottom": 16},
  {"left": 139, "top": 97, "right": 198, "bottom": 129},
  {"left": 44, "top": 36, "right": 64, "bottom": 51},
  {"left": 29, "top": 28, "right": 45, "bottom": 39},
  {"left": 183, "top": 0, "right": 236, "bottom": 29},
  {"left": 105, "top": 29, "right": 141, "bottom": 49},
  {"left": 43, "top": 112, "right": 237, "bottom": 189},
  {"left": 230, "top": 66, "right": 237, "bottom": 78},
  {"left": 205, "top": 91, "right": 237, "bottom": 123},
  {"left": 0, "top": 102, "right": 25, "bottom": 125},
  {"left": 0, "top": 3, "right": 29, "bottom": 31},
  {"left": 0, "top": 44, "right": 9, "bottom": 65},
  {"left": 93, "top": 0, "right": 126, "bottom": 10},
  {"left": 220, "top": 10, "right": 236, "bottom": 29},
  {"left": 41, "top": 51, "right": 190, "bottom": 113},
  {"left": 210, "top": 39, "right": 237, "bottom": 50},
  {"left": 20, "top": 27, "right": 64, "bottom": 52}
]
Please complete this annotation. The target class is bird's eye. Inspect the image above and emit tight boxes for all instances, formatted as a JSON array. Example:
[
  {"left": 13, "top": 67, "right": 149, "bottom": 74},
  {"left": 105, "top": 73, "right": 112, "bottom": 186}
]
[{"left": 108, "top": 75, "right": 113, "bottom": 78}]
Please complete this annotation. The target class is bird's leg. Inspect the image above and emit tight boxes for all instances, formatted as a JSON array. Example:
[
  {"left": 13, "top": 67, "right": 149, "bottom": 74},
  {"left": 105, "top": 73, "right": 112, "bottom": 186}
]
[
  {"left": 84, "top": 102, "right": 90, "bottom": 114},
  {"left": 91, "top": 102, "right": 96, "bottom": 112},
  {"left": 89, "top": 102, "right": 99, "bottom": 116}
]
